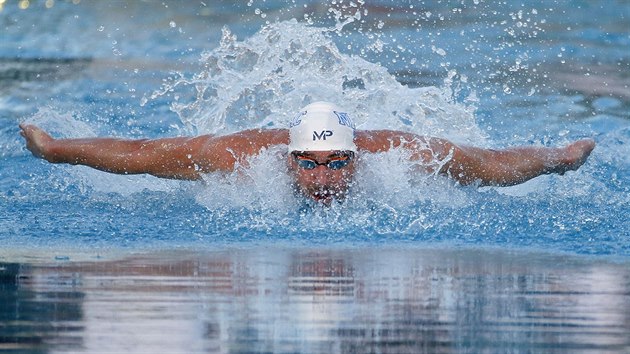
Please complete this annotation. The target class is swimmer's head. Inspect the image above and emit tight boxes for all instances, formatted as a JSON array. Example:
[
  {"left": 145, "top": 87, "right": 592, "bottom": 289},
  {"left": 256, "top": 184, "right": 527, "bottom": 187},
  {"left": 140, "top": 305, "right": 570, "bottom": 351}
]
[
  {"left": 288, "top": 102, "right": 357, "bottom": 205},
  {"left": 288, "top": 101, "right": 357, "bottom": 153}
]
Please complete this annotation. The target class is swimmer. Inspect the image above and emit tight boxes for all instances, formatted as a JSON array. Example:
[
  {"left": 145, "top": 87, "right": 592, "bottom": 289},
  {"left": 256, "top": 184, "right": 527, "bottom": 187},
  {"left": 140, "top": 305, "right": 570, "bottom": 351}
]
[{"left": 20, "top": 101, "right": 595, "bottom": 205}]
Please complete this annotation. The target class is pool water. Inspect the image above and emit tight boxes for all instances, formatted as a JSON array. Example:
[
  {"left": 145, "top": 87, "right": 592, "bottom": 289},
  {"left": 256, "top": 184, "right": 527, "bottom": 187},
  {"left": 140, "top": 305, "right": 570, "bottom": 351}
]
[{"left": 1, "top": 0, "right": 629, "bottom": 352}]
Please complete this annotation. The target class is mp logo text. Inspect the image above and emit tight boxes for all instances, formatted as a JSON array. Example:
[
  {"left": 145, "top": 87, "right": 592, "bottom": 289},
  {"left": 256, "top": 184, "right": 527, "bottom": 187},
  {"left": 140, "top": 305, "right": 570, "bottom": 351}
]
[{"left": 313, "top": 130, "right": 333, "bottom": 141}]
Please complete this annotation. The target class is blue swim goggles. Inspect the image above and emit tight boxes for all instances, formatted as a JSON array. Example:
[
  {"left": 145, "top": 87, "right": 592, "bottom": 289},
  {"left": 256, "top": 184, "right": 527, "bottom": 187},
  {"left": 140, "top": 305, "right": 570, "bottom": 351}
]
[{"left": 292, "top": 151, "right": 354, "bottom": 170}]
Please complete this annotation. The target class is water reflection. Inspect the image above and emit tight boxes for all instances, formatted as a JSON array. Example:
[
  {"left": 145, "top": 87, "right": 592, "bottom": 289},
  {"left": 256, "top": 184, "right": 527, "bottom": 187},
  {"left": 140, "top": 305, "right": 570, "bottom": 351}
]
[
  {"left": 1, "top": 248, "right": 629, "bottom": 353},
  {"left": 0, "top": 262, "right": 84, "bottom": 352}
]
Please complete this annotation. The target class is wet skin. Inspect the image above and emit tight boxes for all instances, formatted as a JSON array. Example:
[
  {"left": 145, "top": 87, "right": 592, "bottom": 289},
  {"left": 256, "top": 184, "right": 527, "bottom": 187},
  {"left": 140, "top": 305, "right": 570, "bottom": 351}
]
[{"left": 288, "top": 150, "right": 356, "bottom": 205}]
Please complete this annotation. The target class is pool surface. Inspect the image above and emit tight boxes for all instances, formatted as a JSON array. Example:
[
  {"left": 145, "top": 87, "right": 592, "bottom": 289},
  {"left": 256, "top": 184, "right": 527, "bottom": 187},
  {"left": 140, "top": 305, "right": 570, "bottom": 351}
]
[{"left": 1, "top": 0, "right": 629, "bottom": 352}]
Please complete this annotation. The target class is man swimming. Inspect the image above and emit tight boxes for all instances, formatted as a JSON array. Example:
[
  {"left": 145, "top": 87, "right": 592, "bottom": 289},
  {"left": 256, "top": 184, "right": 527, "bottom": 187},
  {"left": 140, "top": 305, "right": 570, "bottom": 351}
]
[{"left": 20, "top": 101, "right": 595, "bottom": 205}]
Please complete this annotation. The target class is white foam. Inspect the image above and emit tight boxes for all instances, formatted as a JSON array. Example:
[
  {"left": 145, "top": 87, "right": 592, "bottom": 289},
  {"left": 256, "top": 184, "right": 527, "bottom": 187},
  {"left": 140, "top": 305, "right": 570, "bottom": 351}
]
[{"left": 151, "top": 20, "right": 484, "bottom": 144}]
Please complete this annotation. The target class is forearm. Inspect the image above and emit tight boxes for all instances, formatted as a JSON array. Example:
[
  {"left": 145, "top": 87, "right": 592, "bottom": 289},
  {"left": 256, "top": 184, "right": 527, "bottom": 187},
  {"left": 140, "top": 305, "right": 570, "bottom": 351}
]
[
  {"left": 447, "top": 138, "right": 595, "bottom": 187},
  {"left": 447, "top": 145, "right": 569, "bottom": 186}
]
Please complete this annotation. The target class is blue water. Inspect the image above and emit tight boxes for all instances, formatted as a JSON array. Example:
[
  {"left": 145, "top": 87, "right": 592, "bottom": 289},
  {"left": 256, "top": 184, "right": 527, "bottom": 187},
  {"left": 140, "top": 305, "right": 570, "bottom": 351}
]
[
  {"left": 1, "top": 1, "right": 629, "bottom": 352},
  {"left": 1, "top": 0, "right": 628, "bottom": 255}
]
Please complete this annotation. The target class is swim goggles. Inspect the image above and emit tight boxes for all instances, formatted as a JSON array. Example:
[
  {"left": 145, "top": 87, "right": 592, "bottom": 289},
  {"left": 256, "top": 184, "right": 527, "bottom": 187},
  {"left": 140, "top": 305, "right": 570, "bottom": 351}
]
[{"left": 292, "top": 151, "right": 354, "bottom": 170}]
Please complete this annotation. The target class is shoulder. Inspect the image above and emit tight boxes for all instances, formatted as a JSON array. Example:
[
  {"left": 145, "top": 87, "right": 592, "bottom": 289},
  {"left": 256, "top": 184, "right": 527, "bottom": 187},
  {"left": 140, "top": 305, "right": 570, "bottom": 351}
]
[
  {"left": 354, "top": 129, "right": 457, "bottom": 164},
  {"left": 189, "top": 128, "right": 288, "bottom": 172},
  {"left": 354, "top": 129, "right": 430, "bottom": 153}
]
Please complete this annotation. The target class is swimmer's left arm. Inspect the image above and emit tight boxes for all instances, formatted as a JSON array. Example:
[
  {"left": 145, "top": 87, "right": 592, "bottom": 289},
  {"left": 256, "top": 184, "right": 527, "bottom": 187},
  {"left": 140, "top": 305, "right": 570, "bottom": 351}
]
[
  {"left": 428, "top": 138, "right": 596, "bottom": 186},
  {"left": 355, "top": 130, "right": 595, "bottom": 186}
]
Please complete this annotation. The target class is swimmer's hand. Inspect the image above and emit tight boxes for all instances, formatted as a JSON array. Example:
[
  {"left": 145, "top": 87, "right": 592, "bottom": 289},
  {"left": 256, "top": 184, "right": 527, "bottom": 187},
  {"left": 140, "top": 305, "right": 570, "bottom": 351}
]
[
  {"left": 19, "top": 124, "right": 56, "bottom": 162},
  {"left": 552, "top": 138, "right": 596, "bottom": 175}
]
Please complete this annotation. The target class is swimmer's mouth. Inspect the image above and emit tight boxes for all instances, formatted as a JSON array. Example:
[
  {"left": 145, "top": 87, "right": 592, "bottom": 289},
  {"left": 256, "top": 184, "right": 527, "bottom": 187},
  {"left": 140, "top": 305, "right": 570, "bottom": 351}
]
[
  {"left": 292, "top": 183, "right": 349, "bottom": 205},
  {"left": 310, "top": 190, "right": 343, "bottom": 205},
  {"left": 311, "top": 192, "right": 331, "bottom": 202}
]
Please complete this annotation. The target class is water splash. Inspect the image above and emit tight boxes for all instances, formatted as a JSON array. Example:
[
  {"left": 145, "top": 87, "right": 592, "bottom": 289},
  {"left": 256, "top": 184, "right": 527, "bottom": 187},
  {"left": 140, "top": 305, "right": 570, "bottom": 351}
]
[
  {"left": 146, "top": 20, "right": 484, "bottom": 144},
  {"left": 139, "top": 20, "right": 489, "bottom": 236}
]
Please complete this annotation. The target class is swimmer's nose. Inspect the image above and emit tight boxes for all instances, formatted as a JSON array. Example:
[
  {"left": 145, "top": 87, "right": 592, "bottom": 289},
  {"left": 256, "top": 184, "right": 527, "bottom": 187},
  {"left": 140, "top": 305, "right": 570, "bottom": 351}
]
[{"left": 311, "top": 165, "right": 332, "bottom": 183}]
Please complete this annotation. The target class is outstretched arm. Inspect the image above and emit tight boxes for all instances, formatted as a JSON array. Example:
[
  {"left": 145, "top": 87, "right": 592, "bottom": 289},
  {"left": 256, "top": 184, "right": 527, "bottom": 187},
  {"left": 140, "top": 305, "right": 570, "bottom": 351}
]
[
  {"left": 355, "top": 130, "right": 595, "bottom": 186},
  {"left": 433, "top": 138, "right": 596, "bottom": 186},
  {"left": 19, "top": 124, "right": 289, "bottom": 180}
]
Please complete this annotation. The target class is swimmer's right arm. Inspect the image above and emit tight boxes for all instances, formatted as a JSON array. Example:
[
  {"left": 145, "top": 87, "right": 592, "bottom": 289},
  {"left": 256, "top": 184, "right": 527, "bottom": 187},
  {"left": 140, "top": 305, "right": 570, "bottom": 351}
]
[
  {"left": 20, "top": 124, "right": 216, "bottom": 179},
  {"left": 19, "top": 124, "right": 289, "bottom": 180}
]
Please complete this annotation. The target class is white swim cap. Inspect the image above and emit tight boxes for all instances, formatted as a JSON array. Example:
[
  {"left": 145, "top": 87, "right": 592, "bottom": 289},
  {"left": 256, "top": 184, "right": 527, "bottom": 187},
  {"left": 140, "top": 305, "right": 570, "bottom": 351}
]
[{"left": 288, "top": 101, "right": 357, "bottom": 152}]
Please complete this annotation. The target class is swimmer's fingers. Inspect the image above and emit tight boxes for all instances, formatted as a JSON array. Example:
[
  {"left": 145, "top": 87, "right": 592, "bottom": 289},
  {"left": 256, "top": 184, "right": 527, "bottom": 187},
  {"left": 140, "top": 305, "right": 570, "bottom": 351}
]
[
  {"left": 19, "top": 123, "right": 40, "bottom": 139},
  {"left": 554, "top": 138, "right": 596, "bottom": 174},
  {"left": 18, "top": 123, "right": 28, "bottom": 138},
  {"left": 567, "top": 138, "right": 595, "bottom": 170},
  {"left": 19, "top": 124, "right": 50, "bottom": 141}
]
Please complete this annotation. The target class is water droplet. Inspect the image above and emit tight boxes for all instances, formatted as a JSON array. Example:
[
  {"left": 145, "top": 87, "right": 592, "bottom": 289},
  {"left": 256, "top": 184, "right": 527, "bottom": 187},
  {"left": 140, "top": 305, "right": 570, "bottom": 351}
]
[
  {"left": 431, "top": 45, "right": 446, "bottom": 56},
  {"left": 169, "top": 21, "right": 176, "bottom": 28},
  {"left": 97, "top": 26, "right": 105, "bottom": 32}
]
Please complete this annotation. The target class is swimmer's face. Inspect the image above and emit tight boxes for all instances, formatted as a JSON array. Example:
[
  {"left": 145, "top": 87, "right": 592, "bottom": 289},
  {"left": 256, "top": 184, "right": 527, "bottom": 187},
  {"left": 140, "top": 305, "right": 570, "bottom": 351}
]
[{"left": 288, "top": 150, "right": 356, "bottom": 205}]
